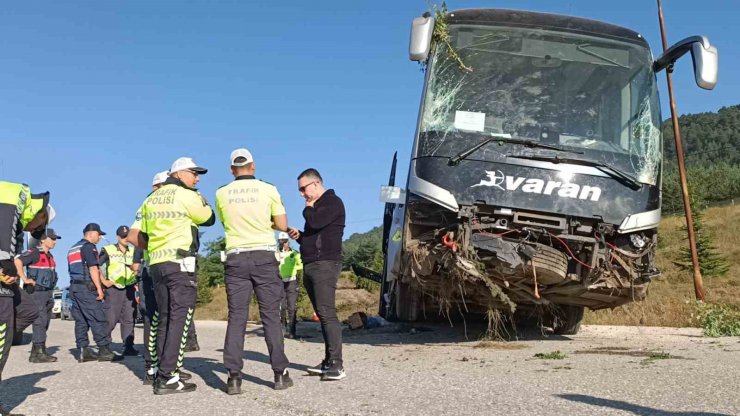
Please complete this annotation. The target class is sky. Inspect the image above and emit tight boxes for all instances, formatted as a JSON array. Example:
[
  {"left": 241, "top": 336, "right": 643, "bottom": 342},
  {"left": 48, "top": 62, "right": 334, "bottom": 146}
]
[{"left": 1, "top": 0, "right": 737, "bottom": 287}]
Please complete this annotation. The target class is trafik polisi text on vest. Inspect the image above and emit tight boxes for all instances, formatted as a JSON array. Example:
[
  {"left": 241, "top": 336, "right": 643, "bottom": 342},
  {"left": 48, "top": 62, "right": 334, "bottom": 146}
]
[{"left": 147, "top": 188, "right": 177, "bottom": 205}]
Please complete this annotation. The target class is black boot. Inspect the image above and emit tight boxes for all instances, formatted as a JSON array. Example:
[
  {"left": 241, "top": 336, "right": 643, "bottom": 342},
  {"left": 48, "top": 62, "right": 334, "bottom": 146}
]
[
  {"left": 153, "top": 375, "right": 196, "bottom": 395},
  {"left": 29, "top": 344, "right": 57, "bottom": 363},
  {"left": 289, "top": 321, "right": 297, "bottom": 339},
  {"left": 78, "top": 347, "right": 98, "bottom": 363},
  {"left": 41, "top": 344, "right": 57, "bottom": 362},
  {"left": 274, "top": 369, "right": 293, "bottom": 390},
  {"left": 177, "top": 369, "right": 192, "bottom": 381},
  {"left": 226, "top": 374, "right": 241, "bottom": 395},
  {"left": 184, "top": 334, "right": 199, "bottom": 352},
  {"left": 97, "top": 345, "right": 123, "bottom": 362},
  {"left": 28, "top": 344, "right": 40, "bottom": 362}
]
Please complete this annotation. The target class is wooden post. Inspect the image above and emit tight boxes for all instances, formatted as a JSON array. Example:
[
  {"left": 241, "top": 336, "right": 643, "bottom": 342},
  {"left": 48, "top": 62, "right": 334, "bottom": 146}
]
[{"left": 657, "top": 0, "right": 705, "bottom": 301}]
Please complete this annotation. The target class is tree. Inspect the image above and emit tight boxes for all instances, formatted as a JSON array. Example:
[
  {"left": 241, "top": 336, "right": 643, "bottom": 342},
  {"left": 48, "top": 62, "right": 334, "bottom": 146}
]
[
  {"left": 342, "top": 226, "right": 383, "bottom": 271},
  {"left": 199, "top": 238, "right": 225, "bottom": 287},
  {"left": 675, "top": 187, "right": 730, "bottom": 277},
  {"left": 661, "top": 105, "right": 740, "bottom": 213},
  {"left": 195, "top": 238, "right": 225, "bottom": 305}
]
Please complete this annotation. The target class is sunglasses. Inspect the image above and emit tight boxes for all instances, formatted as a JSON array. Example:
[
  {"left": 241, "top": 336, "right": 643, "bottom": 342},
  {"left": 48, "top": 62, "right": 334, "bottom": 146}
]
[
  {"left": 298, "top": 181, "right": 318, "bottom": 193},
  {"left": 186, "top": 169, "right": 200, "bottom": 177}
]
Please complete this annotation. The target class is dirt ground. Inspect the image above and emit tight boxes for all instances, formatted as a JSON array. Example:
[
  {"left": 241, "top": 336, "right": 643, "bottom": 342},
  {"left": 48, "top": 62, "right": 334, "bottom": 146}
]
[{"left": 1, "top": 319, "right": 738, "bottom": 415}]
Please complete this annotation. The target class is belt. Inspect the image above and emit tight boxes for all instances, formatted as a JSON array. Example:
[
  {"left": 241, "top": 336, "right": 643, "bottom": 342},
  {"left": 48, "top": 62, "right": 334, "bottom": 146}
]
[{"left": 226, "top": 246, "right": 276, "bottom": 255}]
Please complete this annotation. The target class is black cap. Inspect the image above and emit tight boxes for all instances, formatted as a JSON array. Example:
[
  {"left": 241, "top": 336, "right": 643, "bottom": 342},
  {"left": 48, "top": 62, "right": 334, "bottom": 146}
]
[
  {"left": 82, "top": 223, "right": 106, "bottom": 235},
  {"left": 40, "top": 228, "right": 61, "bottom": 240},
  {"left": 116, "top": 225, "right": 130, "bottom": 238}
]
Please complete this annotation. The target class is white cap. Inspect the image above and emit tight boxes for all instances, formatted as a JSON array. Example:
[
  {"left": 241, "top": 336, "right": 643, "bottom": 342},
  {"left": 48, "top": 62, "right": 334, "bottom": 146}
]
[
  {"left": 230, "top": 148, "right": 254, "bottom": 167},
  {"left": 277, "top": 232, "right": 289, "bottom": 240},
  {"left": 152, "top": 170, "right": 169, "bottom": 186},
  {"left": 170, "top": 157, "right": 208, "bottom": 175}
]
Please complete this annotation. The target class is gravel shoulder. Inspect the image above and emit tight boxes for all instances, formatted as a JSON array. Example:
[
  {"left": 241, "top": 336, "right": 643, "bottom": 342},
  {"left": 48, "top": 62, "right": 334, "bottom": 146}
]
[{"left": 1, "top": 320, "right": 738, "bottom": 415}]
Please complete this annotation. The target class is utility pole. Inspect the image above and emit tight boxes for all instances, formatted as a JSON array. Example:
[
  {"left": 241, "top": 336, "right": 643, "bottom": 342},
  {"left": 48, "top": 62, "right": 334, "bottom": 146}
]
[{"left": 656, "top": 0, "right": 705, "bottom": 301}]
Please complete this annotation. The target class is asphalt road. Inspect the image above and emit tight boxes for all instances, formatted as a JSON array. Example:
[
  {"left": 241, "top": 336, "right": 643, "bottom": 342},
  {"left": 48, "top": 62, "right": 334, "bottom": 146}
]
[{"left": 1, "top": 319, "right": 738, "bottom": 415}]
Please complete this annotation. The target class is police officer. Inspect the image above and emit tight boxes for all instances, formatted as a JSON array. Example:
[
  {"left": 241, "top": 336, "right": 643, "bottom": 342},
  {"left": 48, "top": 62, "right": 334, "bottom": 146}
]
[
  {"left": 100, "top": 225, "right": 138, "bottom": 356},
  {"left": 132, "top": 170, "right": 167, "bottom": 384},
  {"left": 131, "top": 170, "right": 197, "bottom": 385},
  {"left": 129, "top": 157, "right": 215, "bottom": 395},
  {"left": 0, "top": 262, "right": 30, "bottom": 416},
  {"left": 14, "top": 229, "right": 61, "bottom": 363},
  {"left": 1, "top": 183, "right": 50, "bottom": 349},
  {"left": 67, "top": 223, "right": 120, "bottom": 362},
  {"left": 0, "top": 181, "right": 49, "bottom": 415},
  {"left": 216, "top": 148, "right": 292, "bottom": 394},
  {"left": 277, "top": 232, "right": 302, "bottom": 339}
]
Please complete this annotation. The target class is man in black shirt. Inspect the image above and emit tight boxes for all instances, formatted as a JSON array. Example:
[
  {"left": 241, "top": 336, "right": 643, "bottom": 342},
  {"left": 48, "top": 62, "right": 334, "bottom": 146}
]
[{"left": 287, "top": 168, "right": 346, "bottom": 381}]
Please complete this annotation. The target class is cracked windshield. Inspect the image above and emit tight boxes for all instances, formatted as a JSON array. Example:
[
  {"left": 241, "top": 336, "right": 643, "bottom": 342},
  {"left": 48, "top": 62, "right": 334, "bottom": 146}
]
[{"left": 420, "top": 25, "right": 662, "bottom": 185}]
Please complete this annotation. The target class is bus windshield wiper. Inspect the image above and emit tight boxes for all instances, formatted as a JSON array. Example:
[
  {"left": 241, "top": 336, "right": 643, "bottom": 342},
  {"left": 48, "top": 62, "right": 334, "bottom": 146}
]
[
  {"left": 506, "top": 154, "right": 643, "bottom": 190},
  {"left": 447, "top": 134, "right": 582, "bottom": 166}
]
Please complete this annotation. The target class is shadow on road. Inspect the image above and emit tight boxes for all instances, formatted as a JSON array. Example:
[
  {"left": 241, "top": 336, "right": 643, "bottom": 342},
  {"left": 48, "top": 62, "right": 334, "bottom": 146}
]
[
  {"left": 275, "top": 320, "right": 572, "bottom": 347},
  {"left": 557, "top": 394, "right": 732, "bottom": 416},
  {"left": 185, "top": 357, "right": 278, "bottom": 391},
  {"left": 0, "top": 370, "right": 59, "bottom": 411},
  {"left": 213, "top": 349, "right": 311, "bottom": 375}
]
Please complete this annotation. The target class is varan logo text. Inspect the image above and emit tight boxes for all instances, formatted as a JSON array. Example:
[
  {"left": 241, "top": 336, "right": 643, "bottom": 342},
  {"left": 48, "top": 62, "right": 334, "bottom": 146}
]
[{"left": 472, "top": 170, "right": 602, "bottom": 202}]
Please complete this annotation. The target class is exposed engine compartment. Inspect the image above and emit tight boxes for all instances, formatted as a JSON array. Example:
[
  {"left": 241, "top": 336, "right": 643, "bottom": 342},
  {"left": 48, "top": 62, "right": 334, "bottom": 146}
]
[{"left": 397, "top": 196, "right": 660, "bottom": 330}]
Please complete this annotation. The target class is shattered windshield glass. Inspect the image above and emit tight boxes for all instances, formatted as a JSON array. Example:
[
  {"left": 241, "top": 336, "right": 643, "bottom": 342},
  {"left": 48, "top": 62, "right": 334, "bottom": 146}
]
[{"left": 419, "top": 25, "right": 662, "bottom": 185}]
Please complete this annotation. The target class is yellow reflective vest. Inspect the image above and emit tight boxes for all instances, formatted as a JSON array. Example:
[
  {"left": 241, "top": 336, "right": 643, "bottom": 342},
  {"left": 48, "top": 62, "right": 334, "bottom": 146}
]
[
  {"left": 277, "top": 249, "right": 303, "bottom": 282},
  {"left": 0, "top": 181, "right": 44, "bottom": 261},
  {"left": 103, "top": 244, "right": 135, "bottom": 288},
  {"left": 215, "top": 176, "right": 286, "bottom": 250},
  {"left": 133, "top": 178, "right": 215, "bottom": 266}
]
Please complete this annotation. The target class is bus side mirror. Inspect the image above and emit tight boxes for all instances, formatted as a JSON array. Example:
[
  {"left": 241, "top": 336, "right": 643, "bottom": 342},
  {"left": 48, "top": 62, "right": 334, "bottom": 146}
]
[
  {"left": 654, "top": 35, "right": 718, "bottom": 90},
  {"left": 379, "top": 186, "right": 406, "bottom": 204},
  {"left": 409, "top": 15, "right": 435, "bottom": 62}
]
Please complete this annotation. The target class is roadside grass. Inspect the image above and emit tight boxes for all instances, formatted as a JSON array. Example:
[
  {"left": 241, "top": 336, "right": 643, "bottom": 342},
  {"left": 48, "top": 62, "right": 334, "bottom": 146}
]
[
  {"left": 585, "top": 205, "right": 740, "bottom": 329},
  {"left": 696, "top": 303, "right": 740, "bottom": 337}
]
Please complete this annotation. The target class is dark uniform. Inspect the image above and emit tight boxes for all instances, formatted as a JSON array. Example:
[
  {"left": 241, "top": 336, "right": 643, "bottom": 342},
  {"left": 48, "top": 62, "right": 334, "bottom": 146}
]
[
  {"left": 99, "top": 236, "right": 138, "bottom": 355},
  {"left": 132, "top": 167, "right": 215, "bottom": 394},
  {"left": 277, "top": 244, "right": 303, "bottom": 338},
  {"left": 0, "top": 181, "right": 48, "bottom": 411},
  {"left": 133, "top": 248, "right": 159, "bottom": 380},
  {"left": 0, "top": 270, "right": 39, "bottom": 375},
  {"left": 215, "top": 159, "right": 292, "bottom": 393},
  {"left": 67, "top": 236, "right": 115, "bottom": 361},
  {"left": 16, "top": 239, "right": 60, "bottom": 362}
]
